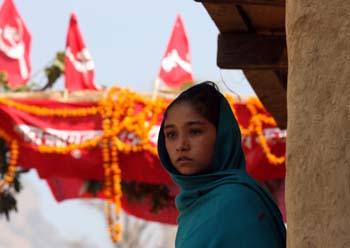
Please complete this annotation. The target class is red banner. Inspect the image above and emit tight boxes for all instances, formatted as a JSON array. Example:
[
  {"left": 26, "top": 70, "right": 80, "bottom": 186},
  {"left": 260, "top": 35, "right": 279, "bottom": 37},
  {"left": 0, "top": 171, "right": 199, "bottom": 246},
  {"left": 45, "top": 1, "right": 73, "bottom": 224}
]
[
  {"left": 0, "top": 93, "right": 286, "bottom": 224},
  {"left": 0, "top": 97, "right": 172, "bottom": 183},
  {"left": 0, "top": 0, "right": 31, "bottom": 88},
  {"left": 158, "top": 14, "right": 193, "bottom": 89},
  {"left": 0, "top": 96, "right": 285, "bottom": 182},
  {"left": 45, "top": 176, "right": 285, "bottom": 224},
  {"left": 64, "top": 13, "right": 100, "bottom": 91},
  {"left": 234, "top": 103, "right": 286, "bottom": 181},
  {"left": 46, "top": 176, "right": 179, "bottom": 225}
]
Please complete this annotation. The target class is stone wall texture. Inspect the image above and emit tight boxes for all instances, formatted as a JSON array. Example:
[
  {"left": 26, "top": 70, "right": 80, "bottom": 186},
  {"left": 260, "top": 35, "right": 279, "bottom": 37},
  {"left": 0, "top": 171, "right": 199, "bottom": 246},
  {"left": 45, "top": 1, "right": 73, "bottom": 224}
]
[{"left": 286, "top": 0, "right": 350, "bottom": 247}]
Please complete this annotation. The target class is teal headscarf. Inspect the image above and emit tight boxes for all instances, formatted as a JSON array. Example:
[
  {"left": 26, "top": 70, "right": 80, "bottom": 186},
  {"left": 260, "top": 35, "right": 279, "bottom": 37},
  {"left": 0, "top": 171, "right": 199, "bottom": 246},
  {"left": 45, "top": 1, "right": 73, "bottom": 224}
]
[{"left": 158, "top": 87, "right": 286, "bottom": 248}]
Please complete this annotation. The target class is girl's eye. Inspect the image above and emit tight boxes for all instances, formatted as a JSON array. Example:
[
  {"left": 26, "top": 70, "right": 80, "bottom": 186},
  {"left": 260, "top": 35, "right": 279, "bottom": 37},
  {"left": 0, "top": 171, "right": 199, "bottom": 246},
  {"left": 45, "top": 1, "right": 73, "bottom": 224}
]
[
  {"left": 165, "top": 131, "right": 177, "bottom": 139},
  {"left": 190, "top": 129, "right": 202, "bottom": 136}
]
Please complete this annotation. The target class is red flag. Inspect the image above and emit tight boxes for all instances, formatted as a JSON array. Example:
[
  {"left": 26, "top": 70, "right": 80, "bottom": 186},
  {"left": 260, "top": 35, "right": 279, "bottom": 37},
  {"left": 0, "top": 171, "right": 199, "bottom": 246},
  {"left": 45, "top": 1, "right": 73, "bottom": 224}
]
[
  {"left": 64, "top": 13, "right": 100, "bottom": 91},
  {"left": 158, "top": 14, "right": 193, "bottom": 89},
  {"left": 0, "top": 0, "right": 31, "bottom": 88}
]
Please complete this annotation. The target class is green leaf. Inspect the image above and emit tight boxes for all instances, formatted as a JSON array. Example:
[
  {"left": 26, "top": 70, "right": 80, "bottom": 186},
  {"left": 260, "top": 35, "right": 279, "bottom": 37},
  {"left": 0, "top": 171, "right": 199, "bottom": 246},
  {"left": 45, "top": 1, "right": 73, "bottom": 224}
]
[
  {"left": 0, "top": 192, "right": 17, "bottom": 221},
  {"left": 80, "top": 180, "right": 104, "bottom": 196},
  {"left": 13, "top": 176, "right": 22, "bottom": 193}
]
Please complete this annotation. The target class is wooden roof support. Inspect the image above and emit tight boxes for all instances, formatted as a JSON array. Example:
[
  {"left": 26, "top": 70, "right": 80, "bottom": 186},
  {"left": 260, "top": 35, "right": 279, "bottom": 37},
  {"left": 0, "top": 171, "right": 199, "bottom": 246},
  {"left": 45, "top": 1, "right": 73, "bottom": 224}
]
[
  {"left": 217, "top": 33, "right": 287, "bottom": 69},
  {"left": 195, "top": 0, "right": 287, "bottom": 128},
  {"left": 243, "top": 69, "right": 287, "bottom": 129}
]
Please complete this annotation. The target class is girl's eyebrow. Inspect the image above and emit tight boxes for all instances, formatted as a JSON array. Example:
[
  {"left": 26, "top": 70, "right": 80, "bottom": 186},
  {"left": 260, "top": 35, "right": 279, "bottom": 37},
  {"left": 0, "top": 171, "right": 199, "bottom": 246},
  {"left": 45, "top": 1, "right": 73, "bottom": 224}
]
[
  {"left": 164, "top": 124, "right": 175, "bottom": 129},
  {"left": 187, "top": 121, "right": 205, "bottom": 126},
  {"left": 164, "top": 120, "right": 206, "bottom": 129}
]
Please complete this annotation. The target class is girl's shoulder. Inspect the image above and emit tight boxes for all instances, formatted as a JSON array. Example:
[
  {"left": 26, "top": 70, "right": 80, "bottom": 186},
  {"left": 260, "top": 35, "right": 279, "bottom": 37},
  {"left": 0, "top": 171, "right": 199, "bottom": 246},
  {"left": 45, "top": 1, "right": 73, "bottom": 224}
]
[
  {"left": 210, "top": 183, "right": 279, "bottom": 233},
  {"left": 214, "top": 182, "right": 261, "bottom": 200},
  {"left": 211, "top": 183, "right": 267, "bottom": 213}
]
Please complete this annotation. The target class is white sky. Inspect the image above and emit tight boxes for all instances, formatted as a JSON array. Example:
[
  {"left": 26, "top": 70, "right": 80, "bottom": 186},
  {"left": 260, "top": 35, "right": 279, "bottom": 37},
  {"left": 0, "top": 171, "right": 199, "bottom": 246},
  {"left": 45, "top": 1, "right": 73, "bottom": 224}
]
[
  {"left": 16, "top": 0, "right": 255, "bottom": 95},
  {"left": 3, "top": 0, "right": 256, "bottom": 247}
]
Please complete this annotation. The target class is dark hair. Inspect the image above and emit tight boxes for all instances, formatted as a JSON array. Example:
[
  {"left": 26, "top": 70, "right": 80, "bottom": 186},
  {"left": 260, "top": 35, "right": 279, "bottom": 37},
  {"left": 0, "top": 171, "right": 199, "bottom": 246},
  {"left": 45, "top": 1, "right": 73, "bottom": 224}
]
[{"left": 164, "top": 81, "right": 222, "bottom": 127}]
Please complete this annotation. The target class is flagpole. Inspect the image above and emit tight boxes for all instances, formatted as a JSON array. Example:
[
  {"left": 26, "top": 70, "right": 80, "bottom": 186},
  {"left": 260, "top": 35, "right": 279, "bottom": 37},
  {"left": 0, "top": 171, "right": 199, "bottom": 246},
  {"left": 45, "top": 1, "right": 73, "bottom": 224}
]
[
  {"left": 63, "top": 88, "right": 69, "bottom": 102},
  {"left": 152, "top": 77, "right": 161, "bottom": 100}
]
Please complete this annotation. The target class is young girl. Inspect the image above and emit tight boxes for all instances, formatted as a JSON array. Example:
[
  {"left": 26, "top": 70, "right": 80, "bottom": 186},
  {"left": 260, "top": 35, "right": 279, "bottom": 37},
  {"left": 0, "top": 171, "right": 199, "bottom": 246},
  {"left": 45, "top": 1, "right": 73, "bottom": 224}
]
[{"left": 157, "top": 82, "right": 286, "bottom": 247}]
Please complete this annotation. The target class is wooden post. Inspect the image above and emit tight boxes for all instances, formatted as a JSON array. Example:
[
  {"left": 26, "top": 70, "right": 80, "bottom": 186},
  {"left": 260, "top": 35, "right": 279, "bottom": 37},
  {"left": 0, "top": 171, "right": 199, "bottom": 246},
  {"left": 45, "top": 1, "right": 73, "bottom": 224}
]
[{"left": 286, "top": 0, "right": 350, "bottom": 247}]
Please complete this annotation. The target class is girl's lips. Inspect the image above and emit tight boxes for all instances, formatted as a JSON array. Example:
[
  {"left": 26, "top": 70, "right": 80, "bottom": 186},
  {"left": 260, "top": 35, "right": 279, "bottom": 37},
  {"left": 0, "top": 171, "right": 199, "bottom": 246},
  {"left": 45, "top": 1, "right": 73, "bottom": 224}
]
[
  {"left": 176, "top": 157, "right": 193, "bottom": 166},
  {"left": 176, "top": 156, "right": 192, "bottom": 162}
]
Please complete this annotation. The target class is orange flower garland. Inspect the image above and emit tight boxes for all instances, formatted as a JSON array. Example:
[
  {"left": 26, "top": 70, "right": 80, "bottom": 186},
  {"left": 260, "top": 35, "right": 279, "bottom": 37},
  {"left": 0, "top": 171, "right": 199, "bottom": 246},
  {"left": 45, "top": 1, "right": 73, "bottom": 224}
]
[
  {"left": 95, "top": 87, "right": 170, "bottom": 242},
  {"left": 0, "top": 97, "right": 98, "bottom": 117},
  {"left": 0, "top": 129, "right": 19, "bottom": 192},
  {"left": 226, "top": 95, "right": 285, "bottom": 165},
  {"left": 99, "top": 87, "right": 123, "bottom": 242}
]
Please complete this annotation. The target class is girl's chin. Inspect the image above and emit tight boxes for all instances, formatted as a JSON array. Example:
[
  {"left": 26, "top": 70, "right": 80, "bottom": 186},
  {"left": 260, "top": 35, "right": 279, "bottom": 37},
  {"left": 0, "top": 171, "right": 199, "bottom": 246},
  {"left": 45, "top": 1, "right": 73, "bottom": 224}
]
[{"left": 177, "top": 168, "right": 201, "bottom": 176}]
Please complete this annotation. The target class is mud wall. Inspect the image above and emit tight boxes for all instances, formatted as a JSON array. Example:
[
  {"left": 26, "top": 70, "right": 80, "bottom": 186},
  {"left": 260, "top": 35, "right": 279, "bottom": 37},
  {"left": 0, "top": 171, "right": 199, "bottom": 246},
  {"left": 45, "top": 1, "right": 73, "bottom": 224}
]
[{"left": 286, "top": 0, "right": 350, "bottom": 247}]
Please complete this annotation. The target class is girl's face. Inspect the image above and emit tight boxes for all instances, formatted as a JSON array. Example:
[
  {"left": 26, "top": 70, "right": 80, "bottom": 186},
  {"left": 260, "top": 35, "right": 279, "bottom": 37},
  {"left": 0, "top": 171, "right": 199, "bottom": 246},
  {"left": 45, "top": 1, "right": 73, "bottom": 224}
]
[{"left": 163, "top": 102, "right": 217, "bottom": 175}]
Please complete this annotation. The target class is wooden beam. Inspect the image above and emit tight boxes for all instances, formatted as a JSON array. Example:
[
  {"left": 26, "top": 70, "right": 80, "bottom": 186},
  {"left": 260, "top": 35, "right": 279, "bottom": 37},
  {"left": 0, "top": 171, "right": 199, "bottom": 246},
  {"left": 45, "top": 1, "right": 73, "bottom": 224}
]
[
  {"left": 217, "top": 33, "right": 287, "bottom": 69},
  {"left": 202, "top": 3, "right": 249, "bottom": 32},
  {"left": 243, "top": 69, "right": 287, "bottom": 129},
  {"left": 195, "top": 0, "right": 285, "bottom": 7}
]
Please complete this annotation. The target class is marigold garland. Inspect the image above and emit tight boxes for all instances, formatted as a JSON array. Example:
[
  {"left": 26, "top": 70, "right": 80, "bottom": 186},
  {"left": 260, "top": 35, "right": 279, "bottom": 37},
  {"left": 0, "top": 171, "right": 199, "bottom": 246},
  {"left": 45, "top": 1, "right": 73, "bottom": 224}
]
[
  {"left": 0, "top": 86, "right": 286, "bottom": 243},
  {"left": 0, "top": 129, "right": 19, "bottom": 192},
  {"left": 96, "top": 87, "right": 170, "bottom": 242},
  {"left": 0, "top": 98, "right": 98, "bottom": 117},
  {"left": 1, "top": 87, "right": 285, "bottom": 168},
  {"left": 99, "top": 87, "right": 123, "bottom": 242},
  {"left": 225, "top": 94, "right": 285, "bottom": 165}
]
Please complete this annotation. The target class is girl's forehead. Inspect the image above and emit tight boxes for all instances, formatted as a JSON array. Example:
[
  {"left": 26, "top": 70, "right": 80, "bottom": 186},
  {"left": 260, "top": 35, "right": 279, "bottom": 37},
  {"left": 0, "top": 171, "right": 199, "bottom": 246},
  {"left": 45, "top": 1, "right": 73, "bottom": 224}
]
[
  {"left": 168, "top": 102, "right": 198, "bottom": 116},
  {"left": 165, "top": 102, "right": 204, "bottom": 123}
]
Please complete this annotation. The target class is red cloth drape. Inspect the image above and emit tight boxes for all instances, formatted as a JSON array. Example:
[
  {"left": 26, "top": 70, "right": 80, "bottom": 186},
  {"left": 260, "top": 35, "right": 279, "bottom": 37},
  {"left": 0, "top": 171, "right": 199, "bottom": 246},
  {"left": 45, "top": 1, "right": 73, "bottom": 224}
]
[{"left": 0, "top": 97, "right": 285, "bottom": 182}]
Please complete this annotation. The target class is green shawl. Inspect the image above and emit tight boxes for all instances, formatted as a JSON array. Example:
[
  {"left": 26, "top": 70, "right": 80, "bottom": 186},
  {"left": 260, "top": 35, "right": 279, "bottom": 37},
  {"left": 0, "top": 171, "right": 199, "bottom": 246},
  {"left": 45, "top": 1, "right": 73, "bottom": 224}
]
[{"left": 158, "top": 94, "right": 286, "bottom": 248}]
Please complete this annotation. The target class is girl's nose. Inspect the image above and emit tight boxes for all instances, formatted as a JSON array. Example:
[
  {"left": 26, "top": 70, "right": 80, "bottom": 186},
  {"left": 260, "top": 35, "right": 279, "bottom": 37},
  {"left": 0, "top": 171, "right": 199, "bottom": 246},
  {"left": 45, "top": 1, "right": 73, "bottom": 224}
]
[{"left": 176, "top": 139, "right": 190, "bottom": 152}]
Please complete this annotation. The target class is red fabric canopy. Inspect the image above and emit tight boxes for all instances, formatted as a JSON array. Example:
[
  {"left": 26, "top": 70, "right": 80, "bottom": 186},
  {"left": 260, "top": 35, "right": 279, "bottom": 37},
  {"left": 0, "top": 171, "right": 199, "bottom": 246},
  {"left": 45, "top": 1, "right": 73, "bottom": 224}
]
[
  {"left": 46, "top": 176, "right": 179, "bottom": 225},
  {"left": 0, "top": 97, "right": 285, "bottom": 182},
  {"left": 0, "top": 94, "right": 286, "bottom": 224}
]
